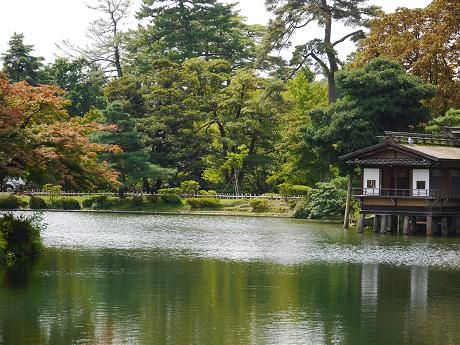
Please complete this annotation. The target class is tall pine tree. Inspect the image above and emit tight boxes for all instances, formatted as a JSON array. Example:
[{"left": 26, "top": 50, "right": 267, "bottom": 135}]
[
  {"left": 1, "top": 33, "right": 44, "bottom": 85},
  {"left": 97, "top": 101, "right": 174, "bottom": 195}
]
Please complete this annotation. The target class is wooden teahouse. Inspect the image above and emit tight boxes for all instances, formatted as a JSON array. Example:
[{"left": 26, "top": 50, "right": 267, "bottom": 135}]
[{"left": 340, "top": 128, "right": 460, "bottom": 236}]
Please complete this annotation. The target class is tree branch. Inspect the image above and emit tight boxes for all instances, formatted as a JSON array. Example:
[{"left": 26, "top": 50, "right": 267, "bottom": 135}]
[{"left": 332, "top": 30, "right": 364, "bottom": 46}]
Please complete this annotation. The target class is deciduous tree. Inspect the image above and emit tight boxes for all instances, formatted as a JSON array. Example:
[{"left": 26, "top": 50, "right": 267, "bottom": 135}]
[{"left": 354, "top": 0, "right": 460, "bottom": 115}]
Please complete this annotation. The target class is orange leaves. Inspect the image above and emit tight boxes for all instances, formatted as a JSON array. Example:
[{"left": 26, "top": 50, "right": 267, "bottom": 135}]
[
  {"left": 0, "top": 74, "right": 121, "bottom": 190},
  {"left": 355, "top": 0, "right": 460, "bottom": 114}
]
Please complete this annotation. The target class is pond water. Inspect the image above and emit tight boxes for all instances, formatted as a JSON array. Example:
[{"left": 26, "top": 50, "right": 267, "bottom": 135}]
[{"left": 1, "top": 212, "right": 460, "bottom": 345}]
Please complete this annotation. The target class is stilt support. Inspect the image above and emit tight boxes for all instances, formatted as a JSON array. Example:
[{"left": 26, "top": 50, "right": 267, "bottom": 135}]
[
  {"left": 441, "top": 217, "right": 449, "bottom": 236},
  {"left": 358, "top": 214, "right": 366, "bottom": 234},
  {"left": 426, "top": 215, "right": 433, "bottom": 236},
  {"left": 380, "top": 215, "right": 388, "bottom": 234},
  {"left": 403, "top": 216, "right": 410, "bottom": 235},
  {"left": 373, "top": 215, "right": 380, "bottom": 233}
]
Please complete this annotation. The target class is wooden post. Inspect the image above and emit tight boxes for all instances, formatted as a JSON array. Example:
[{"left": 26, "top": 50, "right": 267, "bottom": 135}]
[
  {"left": 380, "top": 215, "right": 387, "bottom": 234},
  {"left": 358, "top": 213, "right": 366, "bottom": 233},
  {"left": 426, "top": 215, "right": 433, "bottom": 236},
  {"left": 373, "top": 215, "right": 380, "bottom": 233},
  {"left": 403, "top": 216, "right": 410, "bottom": 235},
  {"left": 387, "top": 215, "right": 392, "bottom": 233},
  {"left": 343, "top": 175, "right": 352, "bottom": 229},
  {"left": 441, "top": 217, "right": 449, "bottom": 236},
  {"left": 410, "top": 216, "right": 417, "bottom": 234}
]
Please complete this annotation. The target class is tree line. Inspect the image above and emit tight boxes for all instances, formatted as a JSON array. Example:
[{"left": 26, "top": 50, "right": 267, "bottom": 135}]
[{"left": 1, "top": 0, "right": 459, "bottom": 195}]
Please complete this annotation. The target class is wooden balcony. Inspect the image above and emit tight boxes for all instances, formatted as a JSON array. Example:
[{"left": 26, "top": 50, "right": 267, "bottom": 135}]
[{"left": 352, "top": 188, "right": 460, "bottom": 199}]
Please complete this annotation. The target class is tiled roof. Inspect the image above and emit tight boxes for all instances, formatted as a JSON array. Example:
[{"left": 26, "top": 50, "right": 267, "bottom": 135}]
[
  {"left": 348, "top": 158, "right": 432, "bottom": 167},
  {"left": 400, "top": 144, "right": 460, "bottom": 160}
]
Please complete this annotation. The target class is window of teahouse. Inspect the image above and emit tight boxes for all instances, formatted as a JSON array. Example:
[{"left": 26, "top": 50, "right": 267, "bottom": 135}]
[
  {"left": 367, "top": 180, "right": 376, "bottom": 189},
  {"left": 416, "top": 181, "right": 426, "bottom": 190}
]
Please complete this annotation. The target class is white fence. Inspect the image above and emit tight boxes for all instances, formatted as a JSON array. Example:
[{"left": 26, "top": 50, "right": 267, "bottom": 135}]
[{"left": 21, "top": 190, "right": 301, "bottom": 200}]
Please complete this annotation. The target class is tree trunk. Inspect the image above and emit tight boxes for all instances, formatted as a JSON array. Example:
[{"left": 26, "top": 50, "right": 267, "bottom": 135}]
[
  {"left": 114, "top": 46, "right": 123, "bottom": 77},
  {"left": 322, "top": 0, "right": 338, "bottom": 104}
]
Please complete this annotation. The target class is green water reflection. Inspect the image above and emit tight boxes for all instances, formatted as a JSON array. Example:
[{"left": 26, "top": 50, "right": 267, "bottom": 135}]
[
  {"left": 1, "top": 213, "right": 460, "bottom": 345},
  {"left": 1, "top": 250, "right": 460, "bottom": 345}
]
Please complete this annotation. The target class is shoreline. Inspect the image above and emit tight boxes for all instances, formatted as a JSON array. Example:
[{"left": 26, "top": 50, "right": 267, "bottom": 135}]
[{"left": 5, "top": 208, "right": 343, "bottom": 223}]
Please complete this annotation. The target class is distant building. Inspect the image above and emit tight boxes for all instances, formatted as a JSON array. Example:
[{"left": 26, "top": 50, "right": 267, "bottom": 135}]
[{"left": 340, "top": 128, "right": 460, "bottom": 236}]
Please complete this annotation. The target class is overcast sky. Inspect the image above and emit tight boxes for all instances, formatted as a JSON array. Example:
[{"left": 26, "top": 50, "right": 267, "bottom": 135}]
[{"left": 0, "top": 0, "right": 432, "bottom": 64}]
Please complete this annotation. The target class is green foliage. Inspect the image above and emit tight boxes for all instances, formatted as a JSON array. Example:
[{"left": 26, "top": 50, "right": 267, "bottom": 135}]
[
  {"left": 179, "top": 180, "right": 201, "bottom": 196},
  {"left": 61, "top": 198, "right": 81, "bottom": 210},
  {"left": 133, "top": 0, "right": 258, "bottom": 67},
  {"left": 278, "top": 183, "right": 312, "bottom": 199},
  {"left": 0, "top": 195, "right": 22, "bottom": 210},
  {"left": 29, "top": 196, "right": 47, "bottom": 210},
  {"left": 41, "top": 58, "right": 107, "bottom": 117},
  {"left": 96, "top": 101, "right": 173, "bottom": 194},
  {"left": 42, "top": 184, "right": 62, "bottom": 200},
  {"left": 0, "top": 213, "right": 44, "bottom": 265},
  {"left": 161, "top": 194, "right": 183, "bottom": 205},
  {"left": 293, "top": 177, "right": 348, "bottom": 220},
  {"left": 158, "top": 188, "right": 181, "bottom": 195},
  {"left": 187, "top": 198, "right": 221, "bottom": 209},
  {"left": 1, "top": 33, "right": 44, "bottom": 85},
  {"left": 131, "top": 196, "right": 144, "bottom": 206},
  {"left": 249, "top": 198, "right": 270, "bottom": 213},
  {"left": 147, "top": 195, "right": 159, "bottom": 203},
  {"left": 199, "top": 190, "right": 218, "bottom": 196},
  {"left": 48, "top": 199, "right": 63, "bottom": 209},
  {"left": 426, "top": 109, "right": 460, "bottom": 133},
  {"left": 302, "top": 58, "right": 436, "bottom": 172},
  {"left": 82, "top": 198, "right": 94, "bottom": 209}
]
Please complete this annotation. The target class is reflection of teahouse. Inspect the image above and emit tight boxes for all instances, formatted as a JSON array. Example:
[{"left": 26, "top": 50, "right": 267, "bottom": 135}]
[{"left": 340, "top": 128, "right": 460, "bottom": 236}]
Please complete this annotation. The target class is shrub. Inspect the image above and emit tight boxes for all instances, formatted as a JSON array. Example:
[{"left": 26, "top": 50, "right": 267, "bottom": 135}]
[
  {"left": 250, "top": 198, "right": 270, "bottom": 212},
  {"left": 147, "top": 195, "right": 159, "bottom": 203},
  {"left": 29, "top": 196, "right": 47, "bottom": 210},
  {"left": 293, "top": 198, "right": 310, "bottom": 219},
  {"left": 48, "top": 199, "right": 63, "bottom": 209},
  {"left": 278, "top": 183, "right": 312, "bottom": 199},
  {"left": 82, "top": 198, "right": 94, "bottom": 209},
  {"left": 179, "top": 180, "right": 201, "bottom": 196},
  {"left": 158, "top": 188, "right": 181, "bottom": 195},
  {"left": 198, "top": 190, "right": 218, "bottom": 196},
  {"left": 161, "top": 194, "right": 182, "bottom": 205},
  {"left": 187, "top": 198, "right": 220, "bottom": 209},
  {"left": 42, "top": 184, "right": 61, "bottom": 200},
  {"left": 0, "top": 195, "right": 22, "bottom": 210},
  {"left": 131, "top": 196, "right": 144, "bottom": 207},
  {"left": 61, "top": 198, "right": 81, "bottom": 210},
  {"left": 293, "top": 178, "right": 347, "bottom": 220},
  {"left": 0, "top": 213, "right": 44, "bottom": 265}
]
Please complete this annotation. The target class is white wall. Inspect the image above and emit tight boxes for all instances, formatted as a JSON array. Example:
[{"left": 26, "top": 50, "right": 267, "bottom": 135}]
[
  {"left": 412, "top": 169, "right": 430, "bottom": 196},
  {"left": 363, "top": 168, "right": 380, "bottom": 195}
]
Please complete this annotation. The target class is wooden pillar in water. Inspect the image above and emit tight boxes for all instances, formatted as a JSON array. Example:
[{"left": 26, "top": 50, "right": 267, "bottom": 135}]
[
  {"left": 403, "top": 216, "right": 410, "bottom": 235},
  {"left": 441, "top": 217, "right": 449, "bottom": 236},
  {"left": 426, "top": 215, "right": 433, "bottom": 236},
  {"left": 343, "top": 175, "right": 352, "bottom": 229},
  {"left": 410, "top": 216, "right": 417, "bottom": 235},
  {"left": 373, "top": 215, "right": 380, "bottom": 233},
  {"left": 380, "top": 215, "right": 388, "bottom": 234},
  {"left": 358, "top": 214, "right": 366, "bottom": 233}
]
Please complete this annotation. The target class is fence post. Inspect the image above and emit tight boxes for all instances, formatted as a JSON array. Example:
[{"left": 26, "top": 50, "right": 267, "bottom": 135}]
[{"left": 343, "top": 175, "right": 353, "bottom": 230}]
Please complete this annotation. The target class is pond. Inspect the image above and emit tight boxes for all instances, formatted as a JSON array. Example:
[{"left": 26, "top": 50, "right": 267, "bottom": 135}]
[{"left": 1, "top": 212, "right": 460, "bottom": 345}]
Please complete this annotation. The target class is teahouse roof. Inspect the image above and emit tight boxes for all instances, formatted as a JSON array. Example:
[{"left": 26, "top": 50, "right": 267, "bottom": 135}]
[
  {"left": 400, "top": 144, "right": 460, "bottom": 160},
  {"left": 340, "top": 128, "right": 460, "bottom": 166}
]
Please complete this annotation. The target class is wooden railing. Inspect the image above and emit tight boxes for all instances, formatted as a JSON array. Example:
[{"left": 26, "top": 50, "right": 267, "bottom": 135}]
[{"left": 352, "top": 188, "right": 460, "bottom": 199}]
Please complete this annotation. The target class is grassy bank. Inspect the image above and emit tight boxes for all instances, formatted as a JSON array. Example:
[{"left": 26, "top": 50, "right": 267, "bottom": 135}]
[{"left": 0, "top": 193, "right": 294, "bottom": 217}]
